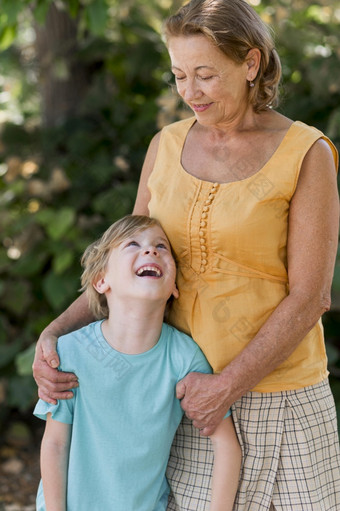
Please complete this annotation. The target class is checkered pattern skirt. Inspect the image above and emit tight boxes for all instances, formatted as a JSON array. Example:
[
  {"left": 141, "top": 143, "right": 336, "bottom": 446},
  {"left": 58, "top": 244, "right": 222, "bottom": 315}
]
[{"left": 166, "top": 379, "right": 340, "bottom": 510}]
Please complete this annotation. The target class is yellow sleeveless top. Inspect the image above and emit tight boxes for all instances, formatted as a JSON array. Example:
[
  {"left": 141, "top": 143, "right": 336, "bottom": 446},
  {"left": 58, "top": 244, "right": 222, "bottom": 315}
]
[{"left": 148, "top": 117, "right": 338, "bottom": 392}]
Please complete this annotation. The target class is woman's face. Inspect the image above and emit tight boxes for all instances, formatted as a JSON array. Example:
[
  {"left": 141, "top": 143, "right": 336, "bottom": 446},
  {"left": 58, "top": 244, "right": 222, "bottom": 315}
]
[{"left": 168, "top": 35, "right": 252, "bottom": 127}]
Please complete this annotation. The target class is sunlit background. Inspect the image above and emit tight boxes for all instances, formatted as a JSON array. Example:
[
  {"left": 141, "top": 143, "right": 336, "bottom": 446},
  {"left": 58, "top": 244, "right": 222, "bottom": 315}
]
[{"left": 0, "top": 1, "right": 339, "bottom": 508}]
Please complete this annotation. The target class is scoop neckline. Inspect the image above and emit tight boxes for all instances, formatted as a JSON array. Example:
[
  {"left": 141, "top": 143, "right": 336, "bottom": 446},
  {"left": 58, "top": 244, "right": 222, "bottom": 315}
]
[
  {"left": 178, "top": 118, "right": 298, "bottom": 187},
  {"left": 96, "top": 319, "right": 164, "bottom": 358}
]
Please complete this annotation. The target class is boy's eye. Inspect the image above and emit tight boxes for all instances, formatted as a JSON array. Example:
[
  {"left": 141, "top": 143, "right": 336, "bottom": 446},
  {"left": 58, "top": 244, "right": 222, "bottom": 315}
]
[
  {"left": 157, "top": 243, "right": 168, "bottom": 249},
  {"left": 126, "top": 241, "right": 139, "bottom": 247}
]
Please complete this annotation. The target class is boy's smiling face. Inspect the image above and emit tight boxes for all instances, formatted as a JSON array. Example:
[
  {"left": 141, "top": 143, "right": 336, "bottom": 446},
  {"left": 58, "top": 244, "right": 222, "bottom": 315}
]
[{"left": 94, "top": 225, "right": 179, "bottom": 303}]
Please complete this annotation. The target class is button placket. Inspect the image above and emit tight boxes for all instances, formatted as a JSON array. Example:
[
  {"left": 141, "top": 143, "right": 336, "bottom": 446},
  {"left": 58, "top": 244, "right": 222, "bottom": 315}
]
[{"left": 199, "top": 183, "right": 219, "bottom": 273}]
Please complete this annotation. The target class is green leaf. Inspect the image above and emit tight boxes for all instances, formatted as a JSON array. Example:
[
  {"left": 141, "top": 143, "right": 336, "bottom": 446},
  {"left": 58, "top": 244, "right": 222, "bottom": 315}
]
[
  {"left": 67, "top": 0, "right": 80, "bottom": 18},
  {"left": 0, "top": 339, "right": 22, "bottom": 369},
  {"left": 34, "top": 0, "right": 54, "bottom": 25},
  {"left": 3, "top": 280, "right": 32, "bottom": 316},
  {"left": 36, "top": 207, "right": 75, "bottom": 240},
  {"left": 1, "top": 0, "right": 23, "bottom": 25},
  {"left": 86, "top": 0, "right": 108, "bottom": 36},
  {"left": 7, "top": 375, "right": 37, "bottom": 412},
  {"left": 326, "top": 343, "right": 339, "bottom": 366},
  {"left": 42, "top": 271, "right": 78, "bottom": 310},
  {"left": 0, "top": 25, "right": 17, "bottom": 51},
  {"left": 53, "top": 249, "right": 74, "bottom": 274},
  {"left": 92, "top": 183, "right": 137, "bottom": 220},
  {"left": 0, "top": 250, "right": 10, "bottom": 272},
  {"left": 10, "top": 251, "right": 48, "bottom": 278},
  {"left": 332, "top": 265, "right": 340, "bottom": 293},
  {"left": 16, "top": 343, "right": 36, "bottom": 376}
]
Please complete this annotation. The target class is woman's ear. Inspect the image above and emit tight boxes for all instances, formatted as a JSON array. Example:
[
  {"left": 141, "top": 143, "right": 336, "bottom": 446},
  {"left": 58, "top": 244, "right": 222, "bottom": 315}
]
[
  {"left": 246, "top": 48, "right": 261, "bottom": 81},
  {"left": 93, "top": 275, "right": 109, "bottom": 294},
  {"left": 172, "top": 282, "right": 179, "bottom": 300}
]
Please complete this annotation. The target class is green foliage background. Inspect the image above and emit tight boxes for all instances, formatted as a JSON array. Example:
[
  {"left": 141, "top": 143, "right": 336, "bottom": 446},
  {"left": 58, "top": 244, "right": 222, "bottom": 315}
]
[{"left": 0, "top": 0, "right": 339, "bottom": 430}]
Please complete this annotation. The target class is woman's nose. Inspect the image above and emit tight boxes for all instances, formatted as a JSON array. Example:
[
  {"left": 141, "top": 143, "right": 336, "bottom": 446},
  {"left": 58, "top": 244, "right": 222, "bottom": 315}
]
[{"left": 179, "top": 79, "right": 202, "bottom": 102}]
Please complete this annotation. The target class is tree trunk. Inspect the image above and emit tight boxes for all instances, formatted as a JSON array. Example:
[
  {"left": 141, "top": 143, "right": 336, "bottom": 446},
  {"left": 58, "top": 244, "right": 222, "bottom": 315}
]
[{"left": 34, "top": 2, "right": 90, "bottom": 127}]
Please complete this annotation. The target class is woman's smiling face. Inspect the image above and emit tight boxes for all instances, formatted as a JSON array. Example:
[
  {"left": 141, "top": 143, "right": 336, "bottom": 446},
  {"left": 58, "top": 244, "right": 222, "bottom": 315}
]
[{"left": 168, "top": 34, "right": 252, "bottom": 127}]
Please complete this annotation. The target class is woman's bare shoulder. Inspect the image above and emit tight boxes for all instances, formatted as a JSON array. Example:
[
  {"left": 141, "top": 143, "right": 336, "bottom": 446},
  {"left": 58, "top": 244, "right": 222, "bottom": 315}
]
[{"left": 260, "top": 109, "right": 293, "bottom": 133}]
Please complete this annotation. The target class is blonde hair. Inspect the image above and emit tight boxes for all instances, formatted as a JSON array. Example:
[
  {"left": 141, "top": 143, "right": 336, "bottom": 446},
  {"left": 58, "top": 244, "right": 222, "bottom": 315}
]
[
  {"left": 164, "top": 0, "right": 281, "bottom": 112},
  {"left": 80, "top": 215, "right": 163, "bottom": 319}
]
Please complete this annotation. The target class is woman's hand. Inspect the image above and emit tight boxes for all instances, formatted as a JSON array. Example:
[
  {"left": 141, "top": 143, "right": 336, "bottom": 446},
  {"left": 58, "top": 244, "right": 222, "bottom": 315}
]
[
  {"left": 33, "top": 331, "right": 78, "bottom": 405},
  {"left": 176, "top": 372, "right": 231, "bottom": 436}
]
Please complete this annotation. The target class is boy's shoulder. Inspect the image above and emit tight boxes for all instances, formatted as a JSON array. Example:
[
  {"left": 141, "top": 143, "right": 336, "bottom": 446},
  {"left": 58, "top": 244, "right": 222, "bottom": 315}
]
[
  {"left": 56, "top": 321, "right": 102, "bottom": 364},
  {"left": 161, "top": 322, "right": 196, "bottom": 348},
  {"left": 161, "top": 323, "right": 212, "bottom": 376}
]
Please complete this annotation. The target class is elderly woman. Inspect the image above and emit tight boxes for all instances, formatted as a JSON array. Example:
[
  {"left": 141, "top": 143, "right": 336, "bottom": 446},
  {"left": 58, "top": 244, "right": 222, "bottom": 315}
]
[{"left": 33, "top": 0, "right": 340, "bottom": 509}]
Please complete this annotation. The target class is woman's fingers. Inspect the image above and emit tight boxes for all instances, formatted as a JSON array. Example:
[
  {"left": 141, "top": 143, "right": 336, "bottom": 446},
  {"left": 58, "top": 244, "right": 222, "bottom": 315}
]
[
  {"left": 175, "top": 379, "right": 186, "bottom": 400},
  {"left": 33, "top": 334, "right": 78, "bottom": 404},
  {"left": 37, "top": 386, "right": 76, "bottom": 405},
  {"left": 176, "top": 372, "right": 230, "bottom": 432},
  {"left": 37, "top": 333, "right": 59, "bottom": 368},
  {"left": 35, "top": 366, "right": 78, "bottom": 404}
]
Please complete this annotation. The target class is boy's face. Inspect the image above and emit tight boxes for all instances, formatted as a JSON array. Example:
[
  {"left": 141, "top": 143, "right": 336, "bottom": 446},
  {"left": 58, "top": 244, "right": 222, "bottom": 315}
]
[{"left": 94, "top": 225, "right": 179, "bottom": 303}]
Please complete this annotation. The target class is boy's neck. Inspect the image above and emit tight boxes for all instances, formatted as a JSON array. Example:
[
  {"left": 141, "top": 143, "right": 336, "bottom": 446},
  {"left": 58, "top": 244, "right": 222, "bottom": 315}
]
[{"left": 100, "top": 298, "right": 166, "bottom": 355}]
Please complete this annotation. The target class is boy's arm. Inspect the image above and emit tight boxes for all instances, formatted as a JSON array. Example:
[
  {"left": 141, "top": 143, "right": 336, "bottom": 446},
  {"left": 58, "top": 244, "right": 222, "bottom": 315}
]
[
  {"left": 209, "top": 416, "right": 242, "bottom": 511},
  {"left": 40, "top": 413, "right": 72, "bottom": 511}
]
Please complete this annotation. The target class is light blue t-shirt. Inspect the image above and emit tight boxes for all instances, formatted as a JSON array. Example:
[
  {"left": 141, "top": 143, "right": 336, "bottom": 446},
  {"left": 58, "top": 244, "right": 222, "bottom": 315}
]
[{"left": 34, "top": 321, "right": 212, "bottom": 511}]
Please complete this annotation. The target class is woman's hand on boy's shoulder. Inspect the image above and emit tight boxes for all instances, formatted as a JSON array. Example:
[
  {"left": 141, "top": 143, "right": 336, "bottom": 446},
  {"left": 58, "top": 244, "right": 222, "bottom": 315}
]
[{"left": 32, "top": 333, "right": 78, "bottom": 405}]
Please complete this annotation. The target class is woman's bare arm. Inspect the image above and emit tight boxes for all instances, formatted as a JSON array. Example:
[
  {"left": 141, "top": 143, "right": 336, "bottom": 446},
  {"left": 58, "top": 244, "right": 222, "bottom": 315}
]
[
  {"left": 177, "top": 139, "right": 339, "bottom": 436},
  {"left": 133, "top": 131, "right": 161, "bottom": 215}
]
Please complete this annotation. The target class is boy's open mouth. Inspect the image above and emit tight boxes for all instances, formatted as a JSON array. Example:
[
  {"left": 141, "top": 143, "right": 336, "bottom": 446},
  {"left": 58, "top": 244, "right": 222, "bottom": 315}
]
[{"left": 136, "top": 265, "right": 163, "bottom": 278}]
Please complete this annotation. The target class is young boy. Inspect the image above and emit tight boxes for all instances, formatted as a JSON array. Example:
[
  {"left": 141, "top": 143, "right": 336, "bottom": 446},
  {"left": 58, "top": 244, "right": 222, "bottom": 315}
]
[{"left": 34, "top": 215, "right": 241, "bottom": 511}]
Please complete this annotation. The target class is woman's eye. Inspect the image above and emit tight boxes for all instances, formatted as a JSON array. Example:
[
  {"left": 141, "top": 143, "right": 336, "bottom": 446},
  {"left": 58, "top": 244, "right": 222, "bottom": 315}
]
[
  {"left": 174, "top": 75, "right": 185, "bottom": 81},
  {"left": 199, "top": 75, "right": 213, "bottom": 81}
]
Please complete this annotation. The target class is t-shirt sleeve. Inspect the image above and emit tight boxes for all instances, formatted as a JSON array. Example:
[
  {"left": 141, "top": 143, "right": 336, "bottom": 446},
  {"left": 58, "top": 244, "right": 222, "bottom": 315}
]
[
  {"left": 187, "top": 345, "right": 212, "bottom": 375},
  {"left": 33, "top": 393, "right": 75, "bottom": 424}
]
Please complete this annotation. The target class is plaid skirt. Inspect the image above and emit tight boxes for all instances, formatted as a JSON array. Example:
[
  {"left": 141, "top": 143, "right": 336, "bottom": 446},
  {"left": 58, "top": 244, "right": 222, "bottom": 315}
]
[{"left": 166, "top": 379, "right": 340, "bottom": 511}]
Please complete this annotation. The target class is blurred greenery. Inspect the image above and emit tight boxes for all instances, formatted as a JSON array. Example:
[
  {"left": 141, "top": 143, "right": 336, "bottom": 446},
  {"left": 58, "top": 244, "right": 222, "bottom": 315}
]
[{"left": 0, "top": 0, "right": 339, "bottom": 432}]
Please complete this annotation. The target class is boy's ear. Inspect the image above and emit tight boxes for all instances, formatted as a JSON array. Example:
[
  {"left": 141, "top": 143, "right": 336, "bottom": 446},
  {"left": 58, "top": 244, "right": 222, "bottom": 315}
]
[
  {"left": 172, "top": 282, "right": 179, "bottom": 300},
  {"left": 93, "top": 275, "right": 109, "bottom": 294}
]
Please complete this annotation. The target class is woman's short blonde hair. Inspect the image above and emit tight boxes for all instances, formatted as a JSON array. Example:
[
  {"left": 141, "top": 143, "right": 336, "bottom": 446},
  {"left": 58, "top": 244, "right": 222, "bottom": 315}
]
[
  {"left": 80, "top": 215, "right": 163, "bottom": 319},
  {"left": 164, "top": 0, "right": 282, "bottom": 112}
]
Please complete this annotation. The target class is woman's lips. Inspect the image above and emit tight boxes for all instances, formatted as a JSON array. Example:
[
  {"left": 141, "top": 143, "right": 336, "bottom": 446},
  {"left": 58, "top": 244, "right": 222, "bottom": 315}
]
[{"left": 192, "top": 103, "right": 212, "bottom": 112}]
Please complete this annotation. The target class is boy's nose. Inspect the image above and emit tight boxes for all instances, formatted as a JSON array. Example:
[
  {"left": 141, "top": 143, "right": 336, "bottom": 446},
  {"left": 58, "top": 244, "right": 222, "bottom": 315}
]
[{"left": 144, "top": 247, "right": 158, "bottom": 256}]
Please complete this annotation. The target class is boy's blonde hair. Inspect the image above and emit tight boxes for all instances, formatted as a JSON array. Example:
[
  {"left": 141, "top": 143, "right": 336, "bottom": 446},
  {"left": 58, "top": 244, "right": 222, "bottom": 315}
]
[{"left": 81, "top": 215, "right": 164, "bottom": 319}]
